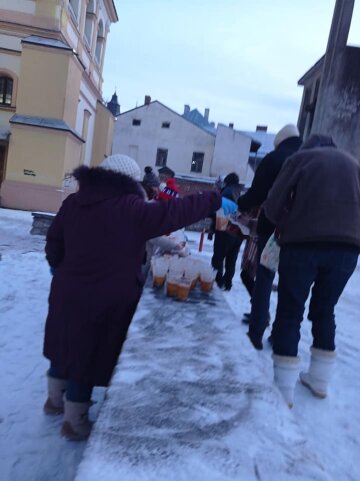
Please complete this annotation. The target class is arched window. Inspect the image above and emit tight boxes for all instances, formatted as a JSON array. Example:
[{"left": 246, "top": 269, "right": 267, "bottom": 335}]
[
  {"left": 69, "top": 0, "right": 80, "bottom": 20},
  {"left": 0, "top": 76, "right": 13, "bottom": 106},
  {"left": 84, "top": 0, "right": 95, "bottom": 48},
  {"left": 95, "top": 20, "right": 104, "bottom": 64}
]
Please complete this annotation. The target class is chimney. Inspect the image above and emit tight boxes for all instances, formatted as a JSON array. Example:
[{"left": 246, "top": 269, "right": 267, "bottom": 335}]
[
  {"left": 204, "top": 108, "right": 210, "bottom": 121},
  {"left": 229, "top": 123, "right": 234, "bottom": 129},
  {"left": 256, "top": 125, "right": 268, "bottom": 132},
  {"left": 184, "top": 104, "right": 190, "bottom": 115},
  {"left": 144, "top": 95, "right": 151, "bottom": 105}
]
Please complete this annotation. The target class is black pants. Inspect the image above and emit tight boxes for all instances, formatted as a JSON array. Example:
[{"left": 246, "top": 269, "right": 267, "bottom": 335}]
[
  {"left": 211, "top": 231, "right": 242, "bottom": 288},
  {"left": 240, "top": 269, "right": 255, "bottom": 298}
]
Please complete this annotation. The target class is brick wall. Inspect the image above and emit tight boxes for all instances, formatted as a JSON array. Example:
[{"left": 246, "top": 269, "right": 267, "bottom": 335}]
[
  {"left": 175, "top": 178, "right": 216, "bottom": 232},
  {"left": 175, "top": 178, "right": 215, "bottom": 195}
]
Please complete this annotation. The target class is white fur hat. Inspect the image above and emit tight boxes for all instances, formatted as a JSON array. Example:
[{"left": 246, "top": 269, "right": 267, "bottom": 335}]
[
  {"left": 274, "top": 124, "right": 300, "bottom": 148},
  {"left": 99, "top": 154, "right": 141, "bottom": 181}
]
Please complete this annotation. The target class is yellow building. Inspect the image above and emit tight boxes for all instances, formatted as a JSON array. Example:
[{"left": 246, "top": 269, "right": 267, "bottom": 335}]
[{"left": 0, "top": 0, "right": 118, "bottom": 212}]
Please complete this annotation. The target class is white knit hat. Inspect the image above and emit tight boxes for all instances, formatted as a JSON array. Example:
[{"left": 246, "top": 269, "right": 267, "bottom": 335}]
[
  {"left": 274, "top": 124, "right": 300, "bottom": 148},
  {"left": 99, "top": 154, "right": 141, "bottom": 181}
]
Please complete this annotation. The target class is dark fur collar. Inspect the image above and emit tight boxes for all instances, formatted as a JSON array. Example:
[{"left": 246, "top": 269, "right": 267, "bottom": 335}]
[{"left": 73, "top": 166, "right": 145, "bottom": 205}]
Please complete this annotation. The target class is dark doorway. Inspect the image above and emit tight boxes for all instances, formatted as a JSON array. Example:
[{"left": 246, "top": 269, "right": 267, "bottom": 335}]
[
  {"left": 0, "top": 144, "right": 7, "bottom": 187},
  {"left": 155, "top": 148, "right": 168, "bottom": 167}
]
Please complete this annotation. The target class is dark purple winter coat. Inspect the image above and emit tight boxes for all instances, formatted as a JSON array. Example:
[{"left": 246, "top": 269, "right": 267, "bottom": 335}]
[{"left": 43, "top": 166, "right": 221, "bottom": 386}]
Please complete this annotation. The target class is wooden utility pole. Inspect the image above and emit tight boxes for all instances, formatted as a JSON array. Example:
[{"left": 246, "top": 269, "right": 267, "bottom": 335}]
[{"left": 312, "top": 0, "right": 355, "bottom": 133}]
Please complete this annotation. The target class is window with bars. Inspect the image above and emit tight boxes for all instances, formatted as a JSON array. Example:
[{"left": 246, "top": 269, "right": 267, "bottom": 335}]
[
  {"left": 0, "top": 76, "right": 13, "bottom": 106},
  {"left": 191, "top": 152, "right": 204, "bottom": 173}
]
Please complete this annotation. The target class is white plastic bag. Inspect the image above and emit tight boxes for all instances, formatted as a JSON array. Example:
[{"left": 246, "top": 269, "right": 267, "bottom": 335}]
[
  {"left": 215, "top": 208, "right": 229, "bottom": 231},
  {"left": 260, "top": 234, "right": 280, "bottom": 272}
]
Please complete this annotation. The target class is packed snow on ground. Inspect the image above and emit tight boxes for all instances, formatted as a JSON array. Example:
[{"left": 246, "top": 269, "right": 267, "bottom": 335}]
[{"left": 0, "top": 208, "right": 359, "bottom": 481}]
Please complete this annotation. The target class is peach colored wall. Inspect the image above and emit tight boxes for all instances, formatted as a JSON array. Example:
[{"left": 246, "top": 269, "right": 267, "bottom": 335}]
[
  {"left": 5, "top": 125, "right": 69, "bottom": 186},
  {"left": 16, "top": 46, "right": 70, "bottom": 119},
  {"left": 0, "top": 109, "right": 14, "bottom": 131},
  {"left": 16, "top": 43, "right": 83, "bottom": 128},
  {"left": 0, "top": 54, "right": 21, "bottom": 79},
  {"left": 1, "top": 123, "right": 82, "bottom": 212},
  {"left": 1, "top": 0, "right": 36, "bottom": 16},
  {"left": 0, "top": 179, "right": 74, "bottom": 213},
  {"left": 35, "top": 0, "right": 60, "bottom": 19},
  {"left": 64, "top": 134, "right": 83, "bottom": 181},
  {"left": 0, "top": 9, "right": 59, "bottom": 31},
  {"left": 63, "top": 55, "right": 83, "bottom": 129},
  {"left": 91, "top": 101, "right": 114, "bottom": 166}
]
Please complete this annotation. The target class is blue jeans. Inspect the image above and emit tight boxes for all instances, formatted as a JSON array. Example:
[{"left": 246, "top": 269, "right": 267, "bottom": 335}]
[
  {"left": 272, "top": 244, "right": 358, "bottom": 357},
  {"left": 248, "top": 234, "right": 275, "bottom": 338},
  {"left": 48, "top": 364, "right": 93, "bottom": 403}
]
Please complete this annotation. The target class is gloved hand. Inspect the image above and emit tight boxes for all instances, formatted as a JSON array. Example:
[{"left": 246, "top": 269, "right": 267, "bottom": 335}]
[{"left": 221, "top": 197, "right": 238, "bottom": 216}]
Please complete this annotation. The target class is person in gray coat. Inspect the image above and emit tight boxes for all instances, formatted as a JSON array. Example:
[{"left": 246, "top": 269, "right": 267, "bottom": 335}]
[{"left": 263, "top": 134, "right": 360, "bottom": 407}]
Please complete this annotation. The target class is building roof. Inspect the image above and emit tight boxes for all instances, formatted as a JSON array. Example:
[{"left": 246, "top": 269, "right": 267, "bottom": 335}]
[
  {"left": 182, "top": 109, "right": 216, "bottom": 135},
  {"left": 22, "top": 36, "right": 73, "bottom": 52},
  {"left": 298, "top": 55, "right": 325, "bottom": 85},
  {"left": 10, "top": 115, "right": 84, "bottom": 142},
  {"left": 107, "top": 91, "right": 120, "bottom": 117},
  {"left": 108, "top": 0, "right": 118, "bottom": 22},
  {"left": 240, "top": 129, "right": 276, "bottom": 156},
  {"left": 120, "top": 101, "right": 217, "bottom": 137}
]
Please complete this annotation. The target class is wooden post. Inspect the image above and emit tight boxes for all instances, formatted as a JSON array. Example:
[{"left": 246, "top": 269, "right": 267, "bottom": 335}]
[
  {"left": 312, "top": 0, "right": 355, "bottom": 133},
  {"left": 199, "top": 227, "right": 205, "bottom": 252}
]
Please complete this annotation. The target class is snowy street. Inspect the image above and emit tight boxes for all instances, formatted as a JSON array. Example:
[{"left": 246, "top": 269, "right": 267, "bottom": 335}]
[{"left": 1, "top": 207, "right": 359, "bottom": 481}]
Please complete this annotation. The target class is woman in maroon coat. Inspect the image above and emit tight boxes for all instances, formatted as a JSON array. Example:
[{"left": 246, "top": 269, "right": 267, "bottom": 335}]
[{"left": 43, "top": 154, "right": 220, "bottom": 440}]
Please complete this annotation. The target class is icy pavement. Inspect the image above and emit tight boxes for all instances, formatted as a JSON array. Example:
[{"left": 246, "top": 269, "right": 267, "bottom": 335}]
[
  {"left": 0, "top": 208, "right": 359, "bottom": 481},
  {"left": 75, "top": 282, "right": 328, "bottom": 481}
]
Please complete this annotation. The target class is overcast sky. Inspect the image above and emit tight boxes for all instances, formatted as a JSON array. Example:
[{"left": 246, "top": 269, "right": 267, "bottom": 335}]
[{"left": 102, "top": 0, "right": 360, "bottom": 133}]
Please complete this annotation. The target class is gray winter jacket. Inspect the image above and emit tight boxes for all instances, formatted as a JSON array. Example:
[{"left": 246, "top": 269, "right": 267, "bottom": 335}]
[{"left": 264, "top": 135, "right": 360, "bottom": 248}]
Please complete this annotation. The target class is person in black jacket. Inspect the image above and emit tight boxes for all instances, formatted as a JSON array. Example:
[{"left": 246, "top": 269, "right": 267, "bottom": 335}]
[
  {"left": 211, "top": 172, "right": 243, "bottom": 291},
  {"left": 237, "top": 124, "right": 302, "bottom": 349}
]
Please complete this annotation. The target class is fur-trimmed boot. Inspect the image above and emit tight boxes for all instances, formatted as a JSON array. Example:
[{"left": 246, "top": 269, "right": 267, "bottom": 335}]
[
  {"left": 273, "top": 354, "right": 300, "bottom": 408},
  {"left": 61, "top": 400, "right": 92, "bottom": 441},
  {"left": 300, "top": 347, "right": 336, "bottom": 399},
  {"left": 43, "top": 374, "right": 66, "bottom": 415}
]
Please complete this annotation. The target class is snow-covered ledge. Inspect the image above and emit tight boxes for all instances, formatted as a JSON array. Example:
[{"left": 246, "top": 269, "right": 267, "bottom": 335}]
[
  {"left": 75, "top": 283, "right": 328, "bottom": 481},
  {"left": 30, "top": 212, "right": 55, "bottom": 236}
]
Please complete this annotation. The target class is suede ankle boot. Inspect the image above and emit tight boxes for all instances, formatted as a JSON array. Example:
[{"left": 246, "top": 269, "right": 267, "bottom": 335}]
[
  {"left": 61, "top": 400, "right": 92, "bottom": 441},
  {"left": 43, "top": 374, "right": 66, "bottom": 415}
]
